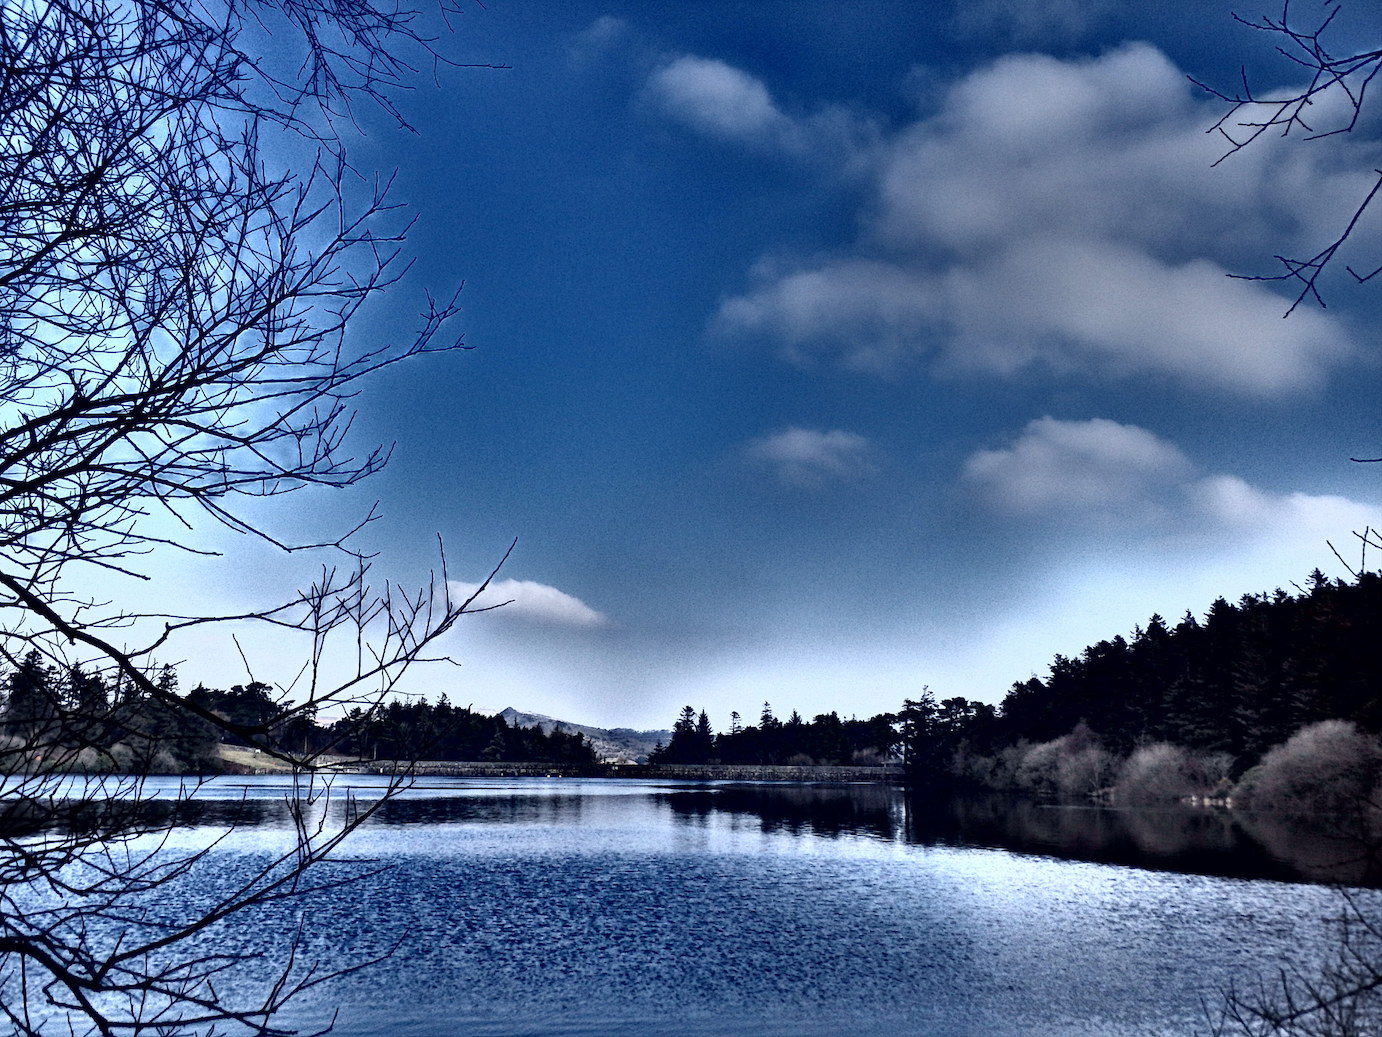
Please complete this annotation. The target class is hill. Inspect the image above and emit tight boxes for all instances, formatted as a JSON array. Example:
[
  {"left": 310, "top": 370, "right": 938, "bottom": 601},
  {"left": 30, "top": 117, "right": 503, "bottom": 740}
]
[{"left": 498, "top": 707, "right": 670, "bottom": 763}]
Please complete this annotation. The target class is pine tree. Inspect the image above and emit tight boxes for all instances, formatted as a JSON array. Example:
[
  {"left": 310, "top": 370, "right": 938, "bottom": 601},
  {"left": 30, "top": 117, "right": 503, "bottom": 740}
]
[{"left": 3, "top": 649, "right": 58, "bottom": 736}]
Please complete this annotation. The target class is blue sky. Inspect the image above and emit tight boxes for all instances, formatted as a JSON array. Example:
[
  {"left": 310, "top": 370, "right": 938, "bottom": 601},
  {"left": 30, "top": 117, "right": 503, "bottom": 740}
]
[{"left": 156, "top": 1, "right": 1382, "bottom": 731}]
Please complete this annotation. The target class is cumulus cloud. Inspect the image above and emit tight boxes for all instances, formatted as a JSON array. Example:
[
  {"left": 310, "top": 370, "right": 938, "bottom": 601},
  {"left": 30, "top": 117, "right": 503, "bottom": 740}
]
[
  {"left": 448, "top": 578, "right": 609, "bottom": 628},
  {"left": 963, "top": 416, "right": 1192, "bottom": 515},
  {"left": 963, "top": 417, "right": 1382, "bottom": 560},
  {"left": 644, "top": 54, "right": 877, "bottom": 161},
  {"left": 941, "top": 237, "right": 1346, "bottom": 391},
  {"left": 714, "top": 44, "right": 1364, "bottom": 394},
  {"left": 744, "top": 427, "right": 876, "bottom": 488},
  {"left": 648, "top": 56, "right": 796, "bottom": 146},
  {"left": 716, "top": 259, "right": 935, "bottom": 374}
]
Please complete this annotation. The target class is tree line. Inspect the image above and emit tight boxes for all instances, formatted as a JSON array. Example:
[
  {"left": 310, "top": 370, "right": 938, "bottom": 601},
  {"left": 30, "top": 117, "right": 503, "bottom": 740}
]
[
  {"left": 16, "top": 565, "right": 1382, "bottom": 786},
  {"left": 648, "top": 702, "right": 897, "bottom": 766},
  {"left": 326, "top": 698, "right": 598, "bottom": 765},
  {"left": 0, "top": 655, "right": 597, "bottom": 772},
  {"left": 645, "top": 567, "right": 1382, "bottom": 807},
  {"left": 896, "top": 568, "right": 1382, "bottom": 809}
]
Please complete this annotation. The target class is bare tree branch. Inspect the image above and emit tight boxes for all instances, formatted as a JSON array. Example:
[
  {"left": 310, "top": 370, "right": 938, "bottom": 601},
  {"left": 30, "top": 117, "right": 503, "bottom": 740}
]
[
  {"left": 1193, "top": 1, "right": 1382, "bottom": 313},
  {"left": 0, "top": 0, "right": 496, "bottom": 1031}
]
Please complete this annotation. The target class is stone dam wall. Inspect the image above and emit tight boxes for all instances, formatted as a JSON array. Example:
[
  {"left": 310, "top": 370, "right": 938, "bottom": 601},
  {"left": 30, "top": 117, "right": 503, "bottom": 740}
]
[{"left": 348, "top": 761, "right": 902, "bottom": 783}]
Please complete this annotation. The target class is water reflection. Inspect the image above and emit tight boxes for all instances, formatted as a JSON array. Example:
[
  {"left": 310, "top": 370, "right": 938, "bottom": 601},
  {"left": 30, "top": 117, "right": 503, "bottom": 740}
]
[
  {"left": 903, "top": 795, "right": 1314, "bottom": 883},
  {"left": 661, "top": 783, "right": 903, "bottom": 842},
  {"left": 40, "top": 775, "right": 1382, "bottom": 887},
  {"left": 23, "top": 776, "right": 1382, "bottom": 1037},
  {"left": 657, "top": 781, "right": 1382, "bottom": 887},
  {"left": 9, "top": 787, "right": 294, "bottom": 836},
  {"left": 1235, "top": 808, "right": 1382, "bottom": 885},
  {"left": 369, "top": 790, "right": 593, "bottom": 828}
]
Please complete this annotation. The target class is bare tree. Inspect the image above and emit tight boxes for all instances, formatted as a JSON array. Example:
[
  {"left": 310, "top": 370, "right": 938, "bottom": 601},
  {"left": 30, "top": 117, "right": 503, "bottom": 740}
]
[
  {"left": 1209, "top": 891, "right": 1382, "bottom": 1037},
  {"left": 1194, "top": 13, "right": 1382, "bottom": 1032},
  {"left": 0, "top": 0, "right": 502, "bottom": 1031},
  {"left": 1195, "top": 1, "right": 1382, "bottom": 315}
]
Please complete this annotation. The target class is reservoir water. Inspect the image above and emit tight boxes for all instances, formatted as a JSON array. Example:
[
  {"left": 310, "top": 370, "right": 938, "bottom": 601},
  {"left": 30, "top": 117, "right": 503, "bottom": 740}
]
[{"left": 25, "top": 776, "right": 1379, "bottom": 1036}]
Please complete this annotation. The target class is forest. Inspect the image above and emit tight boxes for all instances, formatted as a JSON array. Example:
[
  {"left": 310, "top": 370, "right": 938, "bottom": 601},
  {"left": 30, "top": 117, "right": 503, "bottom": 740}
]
[
  {"left": 654, "top": 568, "right": 1382, "bottom": 811},
  {"left": 648, "top": 703, "right": 898, "bottom": 767},
  {"left": 0, "top": 655, "right": 598, "bottom": 772},
  {"left": 976, "top": 568, "right": 1382, "bottom": 760}
]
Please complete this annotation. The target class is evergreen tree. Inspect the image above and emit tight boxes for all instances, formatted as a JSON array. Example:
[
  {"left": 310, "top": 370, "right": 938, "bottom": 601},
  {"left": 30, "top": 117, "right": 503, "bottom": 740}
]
[
  {"left": 663, "top": 705, "right": 706, "bottom": 764},
  {"left": 899, "top": 690, "right": 944, "bottom": 786},
  {"left": 695, "top": 710, "right": 716, "bottom": 762},
  {"left": 66, "top": 666, "right": 110, "bottom": 716},
  {"left": 3, "top": 649, "right": 59, "bottom": 736}
]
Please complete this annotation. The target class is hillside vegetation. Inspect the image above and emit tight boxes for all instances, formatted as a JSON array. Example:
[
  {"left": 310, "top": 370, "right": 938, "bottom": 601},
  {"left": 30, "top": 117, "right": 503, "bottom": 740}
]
[
  {"left": 651, "top": 568, "right": 1382, "bottom": 813},
  {"left": 900, "top": 569, "right": 1382, "bottom": 809},
  {"left": 0, "top": 669, "right": 600, "bottom": 773}
]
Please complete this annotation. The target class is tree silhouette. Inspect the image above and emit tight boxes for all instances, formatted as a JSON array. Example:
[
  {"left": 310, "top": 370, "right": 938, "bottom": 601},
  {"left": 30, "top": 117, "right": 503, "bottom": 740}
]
[{"left": 1195, "top": 2, "right": 1382, "bottom": 315}]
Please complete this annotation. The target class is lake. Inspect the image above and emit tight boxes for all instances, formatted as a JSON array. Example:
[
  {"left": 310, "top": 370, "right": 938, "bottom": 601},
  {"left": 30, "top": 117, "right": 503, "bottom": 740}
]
[{"left": 22, "top": 776, "right": 1380, "bottom": 1036}]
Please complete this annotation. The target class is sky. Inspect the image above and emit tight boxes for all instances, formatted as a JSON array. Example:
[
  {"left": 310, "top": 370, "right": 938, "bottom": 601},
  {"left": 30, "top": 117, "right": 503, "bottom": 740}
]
[{"left": 144, "top": 0, "right": 1382, "bottom": 732}]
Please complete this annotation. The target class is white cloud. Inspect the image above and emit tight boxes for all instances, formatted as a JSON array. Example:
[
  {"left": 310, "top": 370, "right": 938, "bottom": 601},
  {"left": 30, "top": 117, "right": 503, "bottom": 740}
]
[
  {"left": 1188, "top": 475, "right": 1381, "bottom": 558},
  {"left": 644, "top": 54, "right": 878, "bottom": 162},
  {"left": 938, "top": 236, "right": 1347, "bottom": 392},
  {"left": 963, "top": 416, "right": 1192, "bottom": 515},
  {"left": 963, "top": 418, "right": 1382, "bottom": 567},
  {"left": 569, "top": 15, "right": 629, "bottom": 56},
  {"left": 744, "top": 427, "right": 876, "bottom": 488},
  {"left": 714, "top": 44, "right": 1364, "bottom": 395},
  {"left": 647, "top": 56, "right": 797, "bottom": 146},
  {"left": 575, "top": 15, "right": 627, "bottom": 49},
  {"left": 716, "top": 259, "right": 935, "bottom": 374},
  {"left": 449, "top": 578, "right": 609, "bottom": 628}
]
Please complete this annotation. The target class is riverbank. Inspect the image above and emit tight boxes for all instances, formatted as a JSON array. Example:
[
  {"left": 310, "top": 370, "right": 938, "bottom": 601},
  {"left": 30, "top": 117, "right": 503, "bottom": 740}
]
[{"left": 218, "top": 746, "right": 901, "bottom": 783}]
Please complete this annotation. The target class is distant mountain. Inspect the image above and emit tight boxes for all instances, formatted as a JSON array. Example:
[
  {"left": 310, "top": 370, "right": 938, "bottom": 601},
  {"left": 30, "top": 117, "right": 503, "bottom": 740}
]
[{"left": 498, "top": 707, "right": 670, "bottom": 763}]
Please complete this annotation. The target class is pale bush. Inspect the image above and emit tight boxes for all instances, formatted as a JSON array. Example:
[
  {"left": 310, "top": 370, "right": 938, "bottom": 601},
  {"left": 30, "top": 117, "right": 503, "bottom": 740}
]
[
  {"left": 1014, "top": 736, "right": 1068, "bottom": 798},
  {"left": 1003, "top": 728, "right": 1121, "bottom": 800},
  {"left": 69, "top": 746, "right": 112, "bottom": 774},
  {"left": 951, "top": 728, "right": 1122, "bottom": 798},
  {"left": 106, "top": 742, "right": 135, "bottom": 772},
  {"left": 1058, "top": 745, "right": 1118, "bottom": 799},
  {"left": 1115, "top": 743, "right": 1206, "bottom": 805},
  {"left": 1234, "top": 720, "right": 1382, "bottom": 816},
  {"left": 150, "top": 748, "right": 182, "bottom": 774},
  {"left": 1200, "top": 752, "right": 1235, "bottom": 793},
  {"left": 987, "top": 741, "right": 1033, "bottom": 790}
]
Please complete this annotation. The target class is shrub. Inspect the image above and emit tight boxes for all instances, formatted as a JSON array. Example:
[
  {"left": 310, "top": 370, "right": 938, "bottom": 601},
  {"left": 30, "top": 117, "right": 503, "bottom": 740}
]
[
  {"left": 1058, "top": 745, "right": 1118, "bottom": 800},
  {"left": 1014, "top": 736, "right": 1068, "bottom": 798},
  {"left": 1234, "top": 720, "right": 1382, "bottom": 816},
  {"left": 1115, "top": 743, "right": 1207, "bottom": 805}
]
